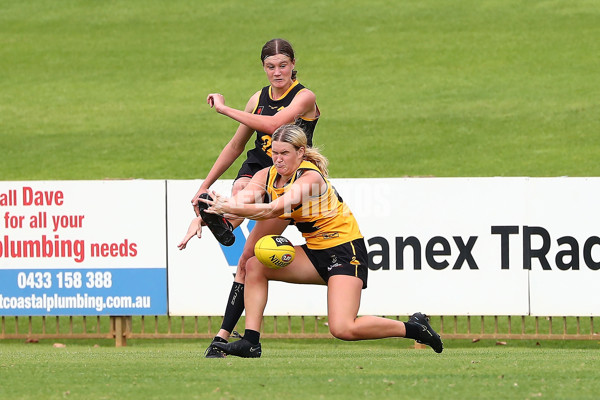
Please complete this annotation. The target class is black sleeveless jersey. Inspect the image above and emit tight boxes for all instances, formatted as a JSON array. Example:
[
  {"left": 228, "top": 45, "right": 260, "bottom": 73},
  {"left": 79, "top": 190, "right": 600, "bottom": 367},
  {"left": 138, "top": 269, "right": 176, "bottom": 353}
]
[{"left": 244, "top": 81, "right": 319, "bottom": 167}]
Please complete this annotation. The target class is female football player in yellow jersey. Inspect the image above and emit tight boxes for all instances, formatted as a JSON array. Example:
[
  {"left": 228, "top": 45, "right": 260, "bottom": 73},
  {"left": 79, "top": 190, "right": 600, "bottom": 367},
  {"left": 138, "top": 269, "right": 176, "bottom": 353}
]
[
  {"left": 182, "top": 124, "right": 443, "bottom": 358},
  {"left": 186, "top": 39, "right": 319, "bottom": 357}
]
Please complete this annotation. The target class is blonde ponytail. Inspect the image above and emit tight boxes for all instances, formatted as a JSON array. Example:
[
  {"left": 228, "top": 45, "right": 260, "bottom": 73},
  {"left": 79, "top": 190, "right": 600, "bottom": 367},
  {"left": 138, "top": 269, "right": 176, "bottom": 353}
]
[{"left": 303, "top": 147, "right": 329, "bottom": 177}]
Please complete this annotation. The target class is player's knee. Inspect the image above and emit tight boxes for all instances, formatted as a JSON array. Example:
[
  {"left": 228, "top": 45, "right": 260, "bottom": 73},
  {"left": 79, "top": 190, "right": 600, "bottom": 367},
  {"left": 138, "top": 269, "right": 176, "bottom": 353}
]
[
  {"left": 240, "top": 246, "right": 254, "bottom": 264},
  {"left": 328, "top": 322, "right": 356, "bottom": 341},
  {"left": 232, "top": 179, "right": 249, "bottom": 195},
  {"left": 244, "top": 256, "right": 265, "bottom": 282}
]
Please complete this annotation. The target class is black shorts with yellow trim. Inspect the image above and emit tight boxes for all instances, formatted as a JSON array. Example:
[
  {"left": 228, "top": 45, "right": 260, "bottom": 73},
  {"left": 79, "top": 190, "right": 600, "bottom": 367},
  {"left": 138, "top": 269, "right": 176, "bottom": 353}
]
[
  {"left": 236, "top": 149, "right": 272, "bottom": 181},
  {"left": 235, "top": 159, "right": 270, "bottom": 181},
  {"left": 235, "top": 160, "right": 265, "bottom": 180},
  {"left": 301, "top": 238, "right": 368, "bottom": 289}
]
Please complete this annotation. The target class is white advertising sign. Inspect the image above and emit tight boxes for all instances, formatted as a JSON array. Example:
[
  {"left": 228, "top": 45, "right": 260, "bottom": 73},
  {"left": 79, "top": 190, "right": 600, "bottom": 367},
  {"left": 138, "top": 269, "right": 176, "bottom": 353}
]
[
  {"left": 0, "top": 181, "right": 167, "bottom": 316},
  {"left": 339, "top": 178, "right": 531, "bottom": 316},
  {"left": 167, "top": 178, "right": 600, "bottom": 317},
  {"left": 527, "top": 178, "right": 600, "bottom": 316}
]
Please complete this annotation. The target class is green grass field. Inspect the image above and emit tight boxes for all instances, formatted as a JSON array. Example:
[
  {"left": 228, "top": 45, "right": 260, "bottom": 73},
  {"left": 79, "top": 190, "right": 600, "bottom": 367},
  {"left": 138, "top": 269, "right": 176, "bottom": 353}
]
[
  {"left": 2, "top": 1, "right": 600, "bottom": 399},
  {"left": 1, "top": 0, "right": 599, "bottom": 180},
  {"left": 1, "top": 339, "right": 599, "bottom": 400}
]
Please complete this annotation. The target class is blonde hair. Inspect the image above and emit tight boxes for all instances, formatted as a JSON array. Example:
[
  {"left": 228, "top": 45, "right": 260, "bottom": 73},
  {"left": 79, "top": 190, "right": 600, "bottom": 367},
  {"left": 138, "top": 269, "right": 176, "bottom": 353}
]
[{"left": 272, "top": 124, "right": 329, "bottom": 177}]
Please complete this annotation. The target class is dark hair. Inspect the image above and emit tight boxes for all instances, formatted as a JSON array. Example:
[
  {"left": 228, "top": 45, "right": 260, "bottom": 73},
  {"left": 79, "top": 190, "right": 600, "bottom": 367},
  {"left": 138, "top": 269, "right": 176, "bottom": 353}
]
[{"left": 261, "top": 38, "right": 297, "bottom": 81}]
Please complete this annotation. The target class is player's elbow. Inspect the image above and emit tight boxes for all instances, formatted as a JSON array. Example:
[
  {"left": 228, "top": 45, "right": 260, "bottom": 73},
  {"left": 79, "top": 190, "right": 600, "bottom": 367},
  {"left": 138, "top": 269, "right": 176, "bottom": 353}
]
[
  {"left": 263, "top": 116, "right": 294, "bottom": 134},
  {"left": 227, "top": 140, "right": 247, "bottom": 155},
  {"left": 262, "top": 122, "right": 280, "bottom": 135}
]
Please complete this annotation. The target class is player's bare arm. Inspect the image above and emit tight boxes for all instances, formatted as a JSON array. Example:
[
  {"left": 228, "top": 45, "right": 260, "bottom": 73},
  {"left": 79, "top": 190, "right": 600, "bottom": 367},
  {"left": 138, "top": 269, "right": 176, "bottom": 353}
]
[
  {"left": 208, "top": 89, "right": 316, "bottom": 134},
  {"left": 203, "top": 169, "right": 324, "bottom": 220},
  {"left": 191, "top": 94, "right": 258, "bottom": 209}
]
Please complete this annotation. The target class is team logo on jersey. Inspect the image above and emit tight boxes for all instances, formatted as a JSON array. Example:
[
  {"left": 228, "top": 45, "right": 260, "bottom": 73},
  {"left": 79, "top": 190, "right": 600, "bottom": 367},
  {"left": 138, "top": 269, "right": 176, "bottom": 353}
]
[
  {"left": 256, "top": 106, "right": 264, "bottom": 115},
  {"left": 261, "top": 134, "right": 272, "bottom": 156}
]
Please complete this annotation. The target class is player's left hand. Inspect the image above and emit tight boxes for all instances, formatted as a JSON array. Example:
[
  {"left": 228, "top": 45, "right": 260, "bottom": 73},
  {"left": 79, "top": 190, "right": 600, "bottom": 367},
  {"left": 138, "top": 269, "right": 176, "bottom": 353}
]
[{"left": 177, "top": 216, "right": 203, "bottom": 250}]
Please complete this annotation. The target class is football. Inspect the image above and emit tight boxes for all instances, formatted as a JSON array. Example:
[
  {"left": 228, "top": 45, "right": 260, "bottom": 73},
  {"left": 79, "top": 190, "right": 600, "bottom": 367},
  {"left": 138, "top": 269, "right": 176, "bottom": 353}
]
[{"left": 254, "top": 235, "right": 295, "bottom": 269}]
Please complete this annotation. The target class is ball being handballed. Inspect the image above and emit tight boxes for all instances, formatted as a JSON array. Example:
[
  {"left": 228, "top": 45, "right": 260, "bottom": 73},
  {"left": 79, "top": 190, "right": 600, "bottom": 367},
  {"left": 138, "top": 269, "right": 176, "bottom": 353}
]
[{"left": 254, "top": 235, "right": 295, "bottom": 269}]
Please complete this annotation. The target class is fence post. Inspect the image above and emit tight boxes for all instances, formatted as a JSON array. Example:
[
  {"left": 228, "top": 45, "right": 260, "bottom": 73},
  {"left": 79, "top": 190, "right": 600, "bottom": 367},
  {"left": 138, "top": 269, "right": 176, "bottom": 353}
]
[{"left": 112, "top": 316, "right": 131, "bottom": 347}]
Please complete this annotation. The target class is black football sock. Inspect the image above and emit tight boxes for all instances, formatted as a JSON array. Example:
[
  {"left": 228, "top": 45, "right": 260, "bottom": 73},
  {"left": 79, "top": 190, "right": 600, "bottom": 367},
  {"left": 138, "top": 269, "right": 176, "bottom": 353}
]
[
  {"left": 403, "top": 321, "right": 420, "bottom": 340},
  {"left": 212, "top": 335, "right": 227, "bottom": 344},
  {"left": 220, "top": 282, "right": 245, "bottom": 333},
  {"left": 243, "top": 329, "right": 260, "bottom": 345}
]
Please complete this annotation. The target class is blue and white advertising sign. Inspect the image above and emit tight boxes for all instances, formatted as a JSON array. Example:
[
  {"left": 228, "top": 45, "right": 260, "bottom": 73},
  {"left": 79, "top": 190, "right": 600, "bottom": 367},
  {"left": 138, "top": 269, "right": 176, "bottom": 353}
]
[
  {"left": 166, "top": 179, "right": 319, "bottom": 316},
  {"left": 0, "top": 181, "right": 167, "bottom": 316}
]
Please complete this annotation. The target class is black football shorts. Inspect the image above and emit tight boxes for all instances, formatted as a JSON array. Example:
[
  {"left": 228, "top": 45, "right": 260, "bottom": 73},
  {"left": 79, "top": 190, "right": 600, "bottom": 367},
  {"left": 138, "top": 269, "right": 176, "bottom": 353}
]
[{"left": 302, "top": 238, "right": 368, "bottom": 289}]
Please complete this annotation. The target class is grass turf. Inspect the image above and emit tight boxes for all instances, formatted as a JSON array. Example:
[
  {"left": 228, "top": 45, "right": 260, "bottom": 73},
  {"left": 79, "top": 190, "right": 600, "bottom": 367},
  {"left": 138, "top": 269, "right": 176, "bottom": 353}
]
[
  {"left": 1, "top": 339, "right": 599, "bottom": 400},
  {"left": 1, "top": 0, "right": 599, "bottom": 180}
]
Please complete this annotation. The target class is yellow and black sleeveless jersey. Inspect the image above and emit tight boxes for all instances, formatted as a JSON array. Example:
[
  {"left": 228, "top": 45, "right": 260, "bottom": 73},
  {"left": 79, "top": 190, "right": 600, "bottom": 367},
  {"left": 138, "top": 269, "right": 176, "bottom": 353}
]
[
  {"left": 244, "top": 81, "right": 320, "bottom": 168},
  {"left": 265, "top": 161, "right": 362, "bottom": 250}
]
